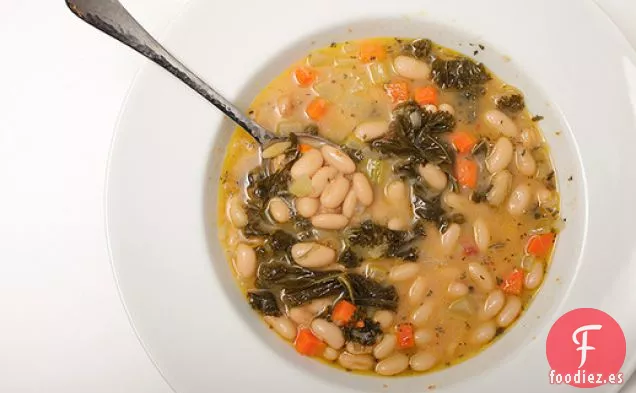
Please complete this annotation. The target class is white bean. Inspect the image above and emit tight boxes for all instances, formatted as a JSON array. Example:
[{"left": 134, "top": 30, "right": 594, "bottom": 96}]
[
  {"left": 228, "top": 196, "right": 248, "bottom": 228},
  {"left": 441, "top": 223, "right": 461, "bottom": 255},
  {"left": 385, "top": 180, "right": 408, "bottom": 202},
  {"left": 354, "top": 120, "right": 389, "bottom": 141},
  {"left": 414, "top": 328, "right": 435, "bottom": 347},
  {"left": 479, "top": 289, "right": 506, "bottom": 321},
  {"left": 496, "top": 296, "right": 522, "bottom": 327},
  {"left": 525, "top": 261, "right": 545, "bottom": 290},
  {"left": 291, "top": 242, "right": 336, "bottom": 268},
  {"left": 536, "top": 187, "right": 556, "bottom": 208},
  {"left": 321, "top": 145, "right": 356, "bottom": 174},
  {"left": 338, "top": 352, "right": 375, "bottom": 371},
  {"left": 376, "top": 353, "right": 409, "bottom": 376},
  {"left": 423, "top": 104, "right": 437, "bottom": 113},
  {"left": 346, "top": 342, "right": 373, "bottom": 355},
  {"left": 264, "top": 316, "right": 297, "bottom": 341},
  {"left": 311, "top": 318, "right": 345, "bottom": 349},
  {"left": 373, "top": 310, "right": 395, "bottom": 330},
  {"left": 443, "top": 192, "right": 469, "bottom": 211},
  {"left": 373, "top": 334, "right": 397, "bottom": 360},
  {"left": 289, "top": 307, "right": 314, "bottom": 326},
  {"left": 296, "top": 197, "right": 319, "bottom": 218},
  {"left": 387, "top": 217, "right": 407, "bottom": 231},
  {"left": 418, "top": 163, "right": 448, "bottom": 190},
  {"left": 269, "top": 197, "right": 291, "bottom": 223},
  {"left": 486, "top": 137, "right": 514, "bottom": 174},
  {"left": 310, "top": 166, "right": 338, "bottom": 198},
  {"left": 520, "top": 127, "right": 541, "bottom": 149},
  {"left": 409, "top": 351, "right": 438, "bottom": 372},
  {"left": 320, "top": 175, "right": 350, "bottom": 208},
  {"left": 507, "top": 183, "right": 532, "bottom": 216},
  {"left": 473, "top": 218, "right": 490, "bottom": 253},
  {"left": 234, "top": 244, "right": 256, "bottom": 278},
  {"left": 487, "top": 170, "right": 512, "bottom": 206},
  {"left": 470, "top": 321, "right": 497, "bottom": 345},
  {"left": 468, "top": 262, "right": 495, "bottom": 291},
  {"left": 483, "top": 109, "right": 518, "bottom": 137},
  {"left": 393, "top": 55, "right": 431, "bottom": 80},
  {"left": 291, "top": 149, "right": 323, "bottom": 179},
  {"left": 447, "top": 281, "right": 469, "bottom": 298},
  {"left": 352, "top": 173, "right": 373, "bottom": 206},
  {"left": 311, "top": 214, "right": 349, "bottom": 230},
  {"left": 438, "top": 103, "right": 455, "bottom": 115},
  {"left": 411, "top": 299, "right": 435, "bottom": 327},
  {"left": 389, "top": 263, "right": 420, "bottom": 282},
  {"left": 409, "top": 276, "right": 428, "bottom": 306},
  {"left": 342, "top": 190, "right": 357, "bottom": 218},
  {"left": 515, "top": 145, "right": 537, "bottom": 176},
  {"left": 308, "top": 298, "right": 333, "bottom": 314},
  {"left": 323, "top": 347, "right": 340, "bottom": 361}
]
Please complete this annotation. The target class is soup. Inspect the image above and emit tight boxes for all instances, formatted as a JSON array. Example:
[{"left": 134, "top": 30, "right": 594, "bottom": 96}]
[{"left": 217, "top": 37, "right": 560, "bottom": 376}]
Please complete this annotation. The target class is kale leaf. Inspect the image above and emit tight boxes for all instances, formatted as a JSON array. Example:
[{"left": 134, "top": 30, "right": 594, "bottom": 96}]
[
  {"left": 338, "top": 247, "right": 362, "bottom": 268},
  {"left": 432, "top": 58, "right": 491, "bottom": 90},
  {"left": 346, "top": 220, "right": 421, "bottom": 261},
  {"left": 371, "top": 101, "right": 455, "bottom": 165},
  {"left": 344, "top": 318, "right": 383, "bottom": 346},
  {"left": 496, "top": 94, "right": 525, "bottom": 114},
  {"left": 403, "top": 38, "right": 433, "bottom": 61},
  {"left": 247, "top": 290, "right": 281, "bottom": 316}
]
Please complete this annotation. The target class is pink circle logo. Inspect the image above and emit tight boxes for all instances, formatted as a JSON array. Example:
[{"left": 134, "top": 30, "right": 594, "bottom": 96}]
[{"left": 546, "top": 308, "right": 626, "bottom": 388}]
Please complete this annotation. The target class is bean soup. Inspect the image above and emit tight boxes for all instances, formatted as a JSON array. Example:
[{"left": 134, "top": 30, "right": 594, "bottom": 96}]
[{"left": 217, "top": 37, "right": 560, "bottom": 376}]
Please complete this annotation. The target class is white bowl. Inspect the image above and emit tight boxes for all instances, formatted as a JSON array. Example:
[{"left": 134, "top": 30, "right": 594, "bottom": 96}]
[{"left": 106, "top": 0, "right": 636, "bottom": 392}]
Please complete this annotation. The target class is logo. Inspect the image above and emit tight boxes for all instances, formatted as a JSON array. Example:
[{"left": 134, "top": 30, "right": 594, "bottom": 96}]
[{"left": 546, "top": 308, "right": 626, "bottom": 388}]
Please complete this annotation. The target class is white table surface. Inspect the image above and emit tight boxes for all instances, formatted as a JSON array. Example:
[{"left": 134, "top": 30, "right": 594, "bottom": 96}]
[{"left": 0, "top": 1, "right": 634, "bottom": 392}]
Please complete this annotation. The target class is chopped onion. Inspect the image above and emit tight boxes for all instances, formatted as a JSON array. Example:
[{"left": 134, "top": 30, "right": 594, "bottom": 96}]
[
  {"left": 366, "top": 61, "right": 391, "bottom": 85},
  {"left": 314, "top": 81, "right": 344, "bottom": 102},
  {"left": 262, "top": 141, "right": 291, "bottom": 159},
  {"left": 307, "top": 50, "right": 334, "bottom": 67},
  {"left": 289, "top": 175, "right": 312, "bottom": 197},
  {"left": 448, "top": 297, "right": 475, "bottom": 317},
  {"left": 276, "top": 121, "right": 302, "bottom": 135}
]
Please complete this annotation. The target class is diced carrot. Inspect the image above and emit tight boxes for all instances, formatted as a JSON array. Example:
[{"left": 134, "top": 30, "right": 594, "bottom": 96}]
[
  {"left": 450, "top": 131, "right": 477, "bottom": 154},
  {"left": 359, "top": 41, "right": 386, "bottom": 63},
  {"left": 501, "top": 268, "right": 524, "bottom": 295},
  {"left": 414, "top": 86, "right": 439, "bottom": 106},
  {"left": 526, "top": 233, "right": 556, "bottom": 258},
  {"left": 455, "top": 156, "right": 478, "bottom": 189},
  {"left": 294, "top": 328, "right": 326, "bottom": 357},
  {"left": 293, "top": 66, "right": 316, "bottom": 87},
  {"left": 396, "top": 323, "right": 415, "bottom": 349},
  {"left": 355, "top": 320, "right": 365, "bottom": 328},
  {"left": 384, "top": 81, "right": 410, "bottom": 104},
  {"left": 331, "top": 300, "right": 357, "bottom": 326},
  {"left": 299, "top": 144, "right": 313, "bottom": 153},
  {"left": 306, "top": 98, "right": 328, "bottom": 120}
]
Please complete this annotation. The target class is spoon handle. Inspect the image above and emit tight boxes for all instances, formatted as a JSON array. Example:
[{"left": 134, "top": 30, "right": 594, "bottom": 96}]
[{"left": 65, "top": 0, "right": 273, "bottom": 144}]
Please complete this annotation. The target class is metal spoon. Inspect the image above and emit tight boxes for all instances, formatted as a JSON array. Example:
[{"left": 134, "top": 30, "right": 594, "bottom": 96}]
[{"left": 65, "top": 0, "right": 328, "bottom": 147}]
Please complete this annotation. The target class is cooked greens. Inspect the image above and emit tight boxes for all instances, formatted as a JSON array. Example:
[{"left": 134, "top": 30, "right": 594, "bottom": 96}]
[
  {"left": 346, "top": 220, "right": 421, "bottom": 261},
  {"left": 496, "top": 94, "right": 525, "bottom": 114},
  {"left": 371, "top": 101, "right": 455, "bottom": 166},
  {"left": 248, "top": 290, "right": 281, "bottom": 316},
  {"left": 344, "top": 318, "right": 383, "bottom": 346},
  {"left": 431, "top": 58, "right": 491, "bottom": 90}
]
